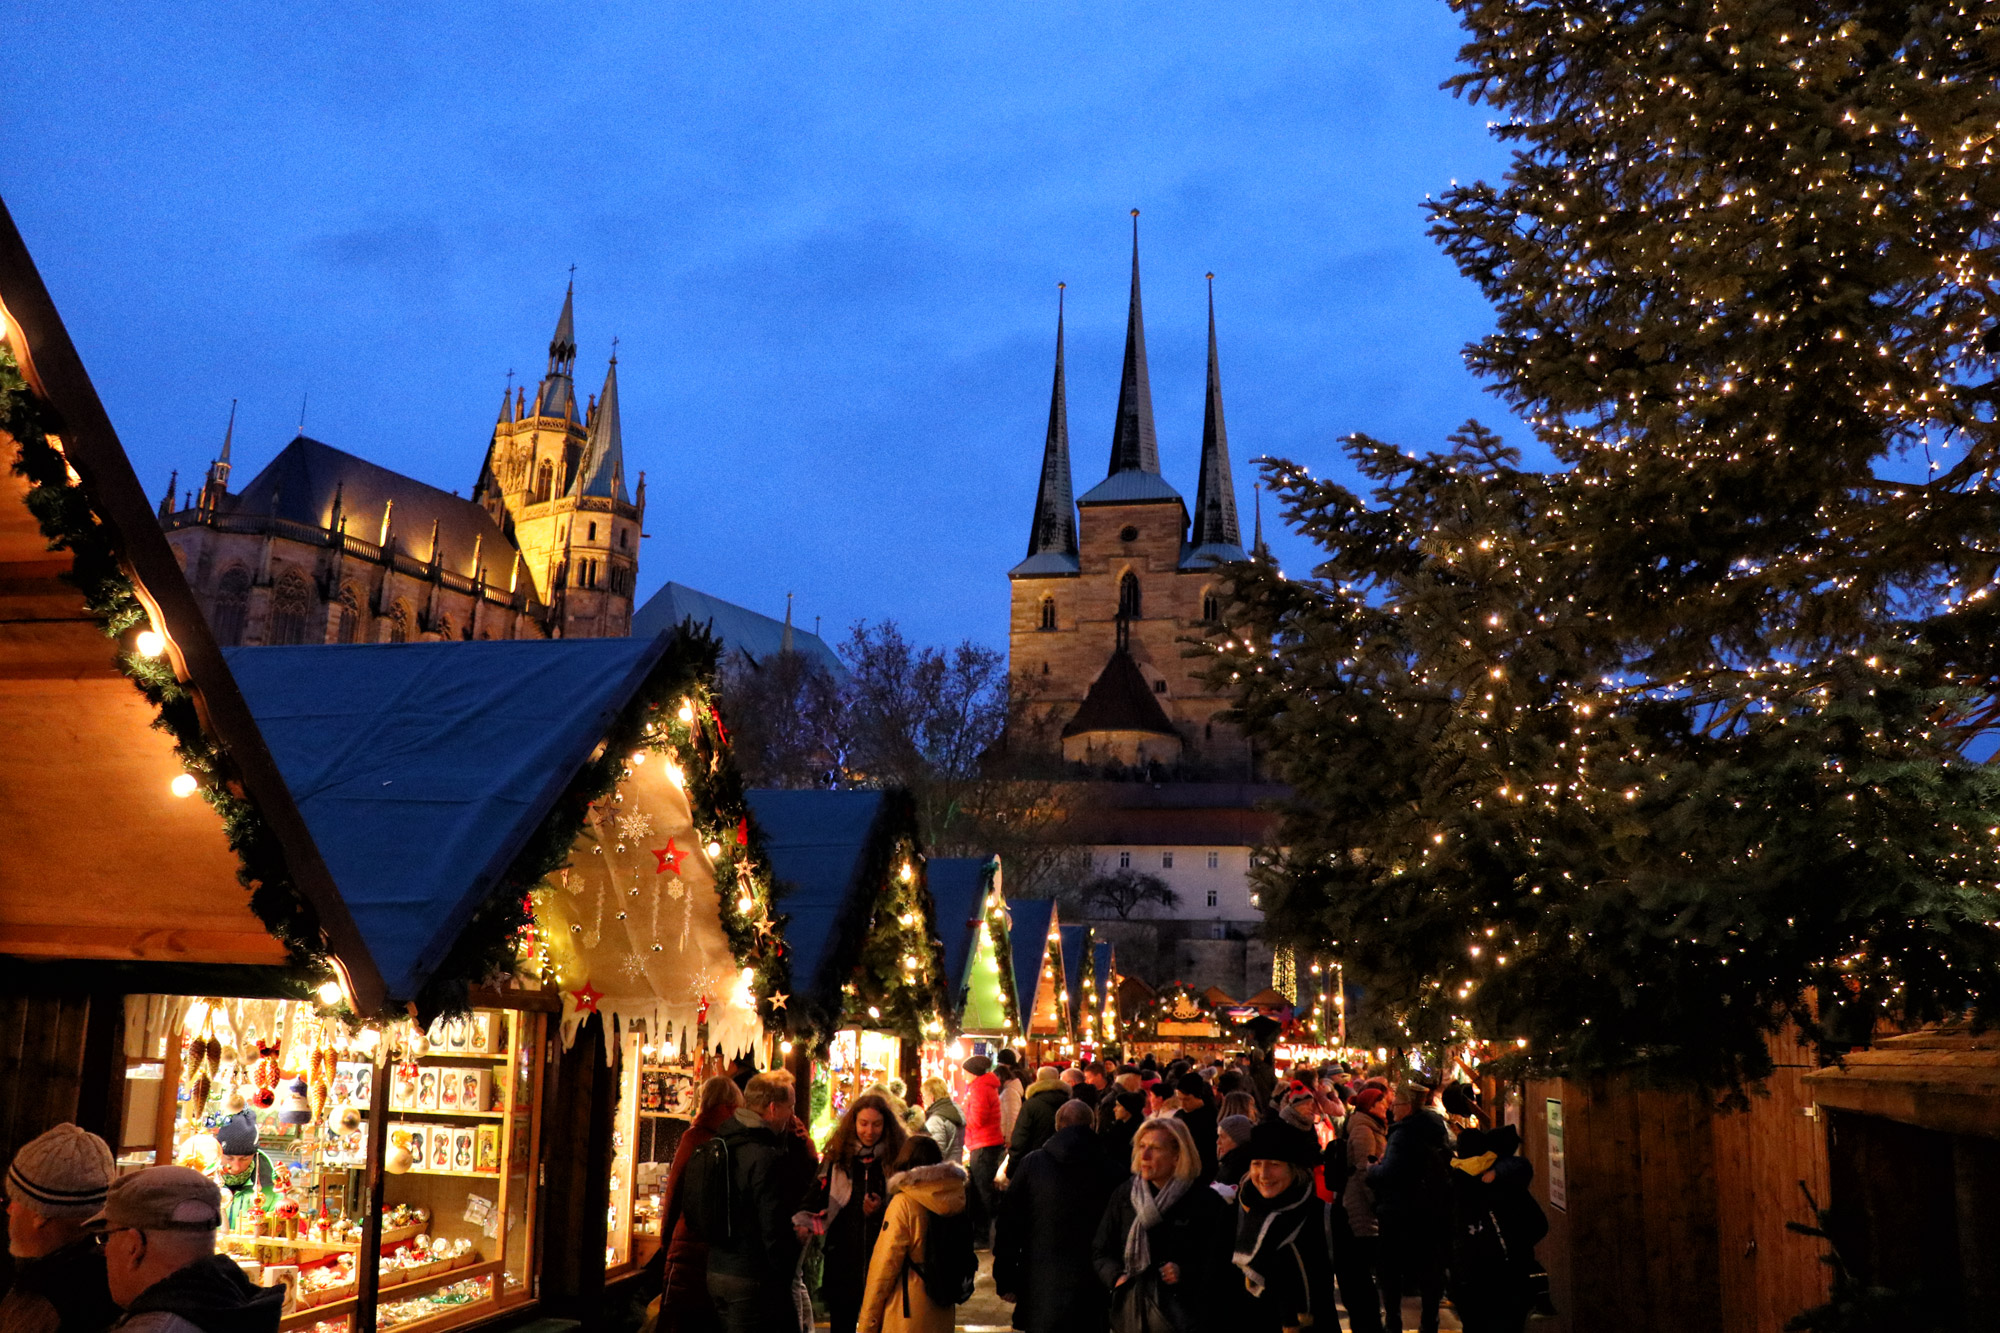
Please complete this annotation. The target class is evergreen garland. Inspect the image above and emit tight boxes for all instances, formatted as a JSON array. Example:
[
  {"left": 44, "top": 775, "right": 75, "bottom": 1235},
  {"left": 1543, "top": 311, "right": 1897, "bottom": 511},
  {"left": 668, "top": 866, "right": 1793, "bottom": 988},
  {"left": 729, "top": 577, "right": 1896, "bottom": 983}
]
[{"left": 2, "top": 348, "right": 328, "bottom": 971}]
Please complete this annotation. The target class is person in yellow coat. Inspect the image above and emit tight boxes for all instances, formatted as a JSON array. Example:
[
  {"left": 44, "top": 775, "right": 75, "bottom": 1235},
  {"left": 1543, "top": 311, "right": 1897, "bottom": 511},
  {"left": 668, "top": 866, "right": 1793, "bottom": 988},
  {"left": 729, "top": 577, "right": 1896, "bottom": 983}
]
[{"left": 856, "top": 1135, "right": 971, "bottom": 1333}]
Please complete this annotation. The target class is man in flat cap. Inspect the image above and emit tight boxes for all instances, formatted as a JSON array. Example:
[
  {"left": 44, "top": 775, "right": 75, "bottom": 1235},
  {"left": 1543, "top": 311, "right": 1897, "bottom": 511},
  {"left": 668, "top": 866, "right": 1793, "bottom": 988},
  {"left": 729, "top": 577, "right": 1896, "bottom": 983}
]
[
  {"left": 0, "top": 1124, "right": 120, "bottom": 1333},
  {"left": 89, "top": 1167, "right": 281, "bottom": 1333}
]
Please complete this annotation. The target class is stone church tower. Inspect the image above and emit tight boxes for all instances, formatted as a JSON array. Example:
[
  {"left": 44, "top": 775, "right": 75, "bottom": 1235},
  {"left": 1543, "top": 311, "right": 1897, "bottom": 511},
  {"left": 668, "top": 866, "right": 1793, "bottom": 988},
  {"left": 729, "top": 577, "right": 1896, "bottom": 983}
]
[
  {"left": 472, "top": 284, "right": 644, "bottom": 638},
  {"left": 1008, "top": 217, "right": 1254, "bottom": 774}
]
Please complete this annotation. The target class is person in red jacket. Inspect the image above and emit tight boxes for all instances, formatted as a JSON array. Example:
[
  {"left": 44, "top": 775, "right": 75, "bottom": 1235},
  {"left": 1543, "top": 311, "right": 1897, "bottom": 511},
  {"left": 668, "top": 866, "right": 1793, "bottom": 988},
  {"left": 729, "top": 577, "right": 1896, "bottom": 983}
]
[
  {"left": 645, "top": 1075, "right": 743, "bottom": 1333},
  {"left": 959, "top": 1054, "right": 1003, "bottom": 1247}
]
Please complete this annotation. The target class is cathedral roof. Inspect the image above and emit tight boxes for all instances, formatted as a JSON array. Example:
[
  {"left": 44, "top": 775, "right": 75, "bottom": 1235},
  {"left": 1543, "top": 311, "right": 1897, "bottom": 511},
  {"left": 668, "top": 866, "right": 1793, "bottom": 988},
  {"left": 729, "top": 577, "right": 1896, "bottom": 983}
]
[
  {"left": 631, "top": 581, "right": 846, "bottom": 679},
  {"left": 223, "top": 436, "right": 531, "bottom": 590},
  {"left": 1077, "top": 469, "right": 1184, "bottom": 506},
  {"left": 572, "top": 357, "right": 629, "bottom": 503},
  {"left": 1061, "top": 647, "right": 1181, "bottom": 740},
  {"left": 1009, "top": 550, "right": 1081, "bottom": 577}
]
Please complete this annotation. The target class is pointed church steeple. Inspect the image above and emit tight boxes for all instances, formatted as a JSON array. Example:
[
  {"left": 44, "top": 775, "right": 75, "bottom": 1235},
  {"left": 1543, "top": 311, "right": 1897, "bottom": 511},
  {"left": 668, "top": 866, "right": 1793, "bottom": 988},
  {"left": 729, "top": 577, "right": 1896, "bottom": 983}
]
[
  {"left": 1014, "top": 285, "right": 1078, "bottom": 575},
  {"left": 573, "top": 349, "right": 629, "bottom": 503},
  {"left": 1107, "top": 211, "right": 1160, "bottom": 477},
  {"left": 201, "top": 400, "right": 236, "bottom": 510},
  {"left": 1253, "top": 484, "right": 1268, "bottom": 559},
  {"left": 1185, "top": 274, "right": 1246, "bottom": 567},
  {"left": 534, "top": 279, "right": 579, "bottom": 421}
]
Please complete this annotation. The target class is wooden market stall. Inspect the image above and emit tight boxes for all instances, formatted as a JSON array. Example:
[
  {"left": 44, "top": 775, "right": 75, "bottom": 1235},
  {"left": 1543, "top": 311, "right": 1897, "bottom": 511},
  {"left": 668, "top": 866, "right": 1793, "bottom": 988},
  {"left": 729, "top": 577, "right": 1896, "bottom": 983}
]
[
  {"left": 1005, "top": 898, "right": 1072, "bottom": 1065},
  {"left": 926, "top": 856, "right": 1025, "bottom": 1096},
  {"left": 744, "top": 789, "right": 950, "bottom": 1138},
  {"left": 1084, "top": 937, "right": 1122, "bottom": 1058}
]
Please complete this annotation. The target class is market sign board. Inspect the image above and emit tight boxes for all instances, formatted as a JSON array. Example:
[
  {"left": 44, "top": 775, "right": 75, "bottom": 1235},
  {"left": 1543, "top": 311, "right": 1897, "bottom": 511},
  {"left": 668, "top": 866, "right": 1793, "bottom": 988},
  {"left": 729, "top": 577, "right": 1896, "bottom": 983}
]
[
  {"left": 1546, "top": 1098, "right": 1567, "bottom": 1212},
  {"left": 1158, "top": 1021, "right": 1220, "bottom": 1037}
]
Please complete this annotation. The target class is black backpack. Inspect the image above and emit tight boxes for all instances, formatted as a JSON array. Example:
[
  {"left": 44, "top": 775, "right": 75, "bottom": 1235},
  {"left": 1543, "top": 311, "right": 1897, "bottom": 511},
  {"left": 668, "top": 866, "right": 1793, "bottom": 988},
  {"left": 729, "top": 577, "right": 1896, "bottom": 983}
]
[
  {"left": 679, "top": 1133, "right": 735, "bottom": 1244},
  {"left": 902, "top": 1208, "right": 977, "bottom": 1312}
]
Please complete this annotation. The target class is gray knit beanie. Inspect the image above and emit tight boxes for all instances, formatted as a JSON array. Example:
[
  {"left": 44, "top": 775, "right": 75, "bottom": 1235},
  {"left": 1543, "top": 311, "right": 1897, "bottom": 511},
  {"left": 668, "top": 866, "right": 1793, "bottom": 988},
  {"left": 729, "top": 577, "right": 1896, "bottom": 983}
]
[
  {"left": 1218, "top": 1115, "right": 1257, "bottom": 1149},
  {"left": 7, "top": 1124, "right": 116, "bottom": 1219}
]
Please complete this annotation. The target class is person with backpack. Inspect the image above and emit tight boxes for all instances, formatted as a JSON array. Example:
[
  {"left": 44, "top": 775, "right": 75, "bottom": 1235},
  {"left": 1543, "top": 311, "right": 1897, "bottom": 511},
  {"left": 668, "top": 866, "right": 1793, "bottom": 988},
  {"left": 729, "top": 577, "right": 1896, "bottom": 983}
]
[
  {"left": 1445, "top": 1126, "right": 1548, "bottom": 1333},
  {"left": 802, "top": 1092, "right": 907, "bottom": 1333},
  {"left": 993, "top": 1100, "right": 1123, "bottom": 1333},
  {"left": 1367, "top": 1084, "right": 1453, "bottom": 1333},
  {"left": 856, "top": 1135, "right": 972, "bottom": 1333},
  {"left": 694, "top": 1071, "right": 805, "bottom": 1333},
  {"left": 647, "top": 1075, "right": 743, "bottom": 1333}
]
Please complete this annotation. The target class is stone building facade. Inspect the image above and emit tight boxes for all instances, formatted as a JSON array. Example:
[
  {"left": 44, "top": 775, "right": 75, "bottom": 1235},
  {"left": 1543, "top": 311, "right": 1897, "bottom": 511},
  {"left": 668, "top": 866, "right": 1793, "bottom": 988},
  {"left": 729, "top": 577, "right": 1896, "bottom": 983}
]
[
  {"left": 161, "top": 287, "right": 641, "bottom": 645},
  {"left": 1007, "top": 222, "right": 1256, "bottom": 775}
]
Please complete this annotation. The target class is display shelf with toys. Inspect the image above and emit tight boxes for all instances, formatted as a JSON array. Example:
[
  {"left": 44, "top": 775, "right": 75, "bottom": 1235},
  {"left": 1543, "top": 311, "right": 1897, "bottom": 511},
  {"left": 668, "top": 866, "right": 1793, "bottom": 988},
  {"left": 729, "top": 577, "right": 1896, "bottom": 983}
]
[{"left": 605, "top": 1021, "right": 700, "bottom": 1274}]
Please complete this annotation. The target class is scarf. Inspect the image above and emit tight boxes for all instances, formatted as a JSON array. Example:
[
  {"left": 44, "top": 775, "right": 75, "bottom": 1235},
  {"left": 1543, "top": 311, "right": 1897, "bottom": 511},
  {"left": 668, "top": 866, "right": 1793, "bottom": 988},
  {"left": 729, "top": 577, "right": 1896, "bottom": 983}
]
[
  {"left": 1123, "top": 1174, "right": 1190, "bottom": 1279},
  {"left": 1453, "top": 1152, "right": 1498, "bottom": 1177},
  {"left": 823, "top": 1143, "right": 883, "bottom": 1229},
  {"left": 1231, "top": 1175, "right": 1314, "bottom": 1298}
]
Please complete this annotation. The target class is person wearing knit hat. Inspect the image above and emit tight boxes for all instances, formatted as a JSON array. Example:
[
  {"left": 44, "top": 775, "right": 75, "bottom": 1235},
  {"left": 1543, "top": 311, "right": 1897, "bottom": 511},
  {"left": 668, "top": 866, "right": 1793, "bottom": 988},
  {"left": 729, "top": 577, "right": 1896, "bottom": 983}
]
[
  {"left": 210, "top": 1111, "right": 276, "bottom": 1237},
  {"left": 1, "top": 1123, "right": 120, "bottom": 1333},
  {"left": 1214, "top": 1114, "right": 1257, "bottom": 1190}
]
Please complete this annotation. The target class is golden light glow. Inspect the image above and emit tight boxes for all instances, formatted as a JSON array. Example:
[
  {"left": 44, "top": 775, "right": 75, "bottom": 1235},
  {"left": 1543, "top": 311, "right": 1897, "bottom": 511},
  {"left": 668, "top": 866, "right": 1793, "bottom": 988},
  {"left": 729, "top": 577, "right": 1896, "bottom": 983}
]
[{"left": 170, "top": 773, "right": 198, "bottom": 798}]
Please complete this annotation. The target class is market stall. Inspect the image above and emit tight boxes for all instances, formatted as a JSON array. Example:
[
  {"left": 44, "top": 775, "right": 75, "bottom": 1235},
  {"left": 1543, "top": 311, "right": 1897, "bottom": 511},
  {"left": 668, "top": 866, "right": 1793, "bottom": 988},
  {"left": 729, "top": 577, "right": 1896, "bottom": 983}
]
[
  {"left": 1081, "top": 937, "right": 1122, "bottom": 1059},
  {"left": 744, "top": 789, "right": 949, "bottom": 1139},
  {"left": 1007, "top": 899, "right": 1071, "bottom": 1066},
  {"left": 926, "top": 857, "right": 1024, "bottom": 1096}
]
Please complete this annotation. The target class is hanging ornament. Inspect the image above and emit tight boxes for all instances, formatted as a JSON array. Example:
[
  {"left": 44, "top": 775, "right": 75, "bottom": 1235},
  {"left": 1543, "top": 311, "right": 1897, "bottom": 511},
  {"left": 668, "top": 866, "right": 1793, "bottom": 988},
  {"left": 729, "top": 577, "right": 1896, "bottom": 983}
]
[
  {"left": 667, "top": 876, "right": 685, "bottom": 901},
  {"left": 618, "top": 811, "right": 654, "bottom": 843},
  {"left": 653, "top": 841, "right": 684, "bottom": 875}
]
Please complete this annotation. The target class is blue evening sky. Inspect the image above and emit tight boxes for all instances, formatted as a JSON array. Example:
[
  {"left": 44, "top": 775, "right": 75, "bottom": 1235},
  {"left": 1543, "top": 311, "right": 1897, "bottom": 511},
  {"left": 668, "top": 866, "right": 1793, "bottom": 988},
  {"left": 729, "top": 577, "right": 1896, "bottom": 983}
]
[{"left": 4, "top": 2, "right": 1521, "bottom": 651}]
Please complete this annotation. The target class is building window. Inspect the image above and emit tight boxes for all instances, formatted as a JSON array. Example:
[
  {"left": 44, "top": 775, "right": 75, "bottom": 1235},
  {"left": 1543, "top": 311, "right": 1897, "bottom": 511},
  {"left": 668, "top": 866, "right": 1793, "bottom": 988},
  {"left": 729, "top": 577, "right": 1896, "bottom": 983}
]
[
  {"left": 1152, "top": 679, "right": 1166, "bottom": 694},
  {"left": 620, "top": 528, "right": 629, "bottom": 549},
  {"left": 267, "top": 571, "right": 314, "bottom": 646},
  {"left": 335, "top": 585, "right": 361, "bottom": 643},
  {"left": 211, "top": 567, "right": 249, "bottom": 646},
  {"left": 587, "top": 522, "right": 597, "bottom": 541},
  {"left": 1039, "top": 597, "right": 1056, "bottom": 631},
  {"left": 389, "top": 600, "right": 411, "bottom": 643},
  {"left": 1203, "top": 590, "right": 1220, "bottom": 621},
  {"left": 1118, "top": 572, "right": 1141, "bottom": 618},
  {"left": 1208, "top": 851, "right": 1220, "bottom": 870},
  {"left": 1118, "top": 852, "right": 1131, "bottom": 870},
  {"left": 1162, "top": 852, "right": 1174, "bottom": 869},
  {"left": 533, "top": 461, "right": 554, "bottom": 503},
  {"left": 1206, "top": 889, "right": 1218, "bottom": 907},
  {"left": 1119, "top": 525, "right": 1138, "bottom": 543}
]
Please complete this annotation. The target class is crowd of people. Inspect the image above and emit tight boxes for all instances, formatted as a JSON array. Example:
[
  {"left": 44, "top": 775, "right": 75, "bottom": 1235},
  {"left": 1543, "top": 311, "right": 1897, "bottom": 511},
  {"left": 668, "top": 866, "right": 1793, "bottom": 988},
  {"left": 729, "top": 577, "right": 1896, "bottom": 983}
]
[{"left": 639, "top": 1049, "right": 1548, "bottom": 1333}]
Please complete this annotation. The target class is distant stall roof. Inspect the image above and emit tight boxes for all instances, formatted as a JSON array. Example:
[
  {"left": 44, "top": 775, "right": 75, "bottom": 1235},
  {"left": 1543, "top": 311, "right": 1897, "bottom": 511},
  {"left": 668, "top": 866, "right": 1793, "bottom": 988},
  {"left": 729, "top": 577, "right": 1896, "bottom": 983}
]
[
  {"left": 633, "top": 582, "right": 845, "bottom": 679},
  {"left": 1009, "top": 899, "right": 1055, "bottom": 1023},
  {"left": 927, "top": 857, "right": 989, "bottom": 998},
  {"left": 744, "top": 788, "right": 892, "bottom": 1004},
  {"left": 1059, "top": 924, "right": 1087, "bottom": 1027},
  {"left": 225, "top": 635, "right": 666, "bottom": 1003},
  {"left": 1093, "top": 939, "right": 1114, "bottom": 1000}
]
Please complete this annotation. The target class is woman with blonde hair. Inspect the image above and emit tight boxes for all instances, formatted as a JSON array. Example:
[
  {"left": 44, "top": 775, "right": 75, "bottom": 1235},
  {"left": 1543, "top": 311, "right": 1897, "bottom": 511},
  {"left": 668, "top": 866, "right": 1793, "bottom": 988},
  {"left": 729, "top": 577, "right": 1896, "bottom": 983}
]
[
  {"left": 919, "top": 1076, "right": 963, "bottom": 1164},
  {"left": 802, "top": 1092, "right": 909, "bottom": 1333},
  {"left": 651, "top": 1075, "right": 743, "bottom": 1333},
  {"left": 1091, "top": 1115, "right": 1232, "bottom": 1332}
]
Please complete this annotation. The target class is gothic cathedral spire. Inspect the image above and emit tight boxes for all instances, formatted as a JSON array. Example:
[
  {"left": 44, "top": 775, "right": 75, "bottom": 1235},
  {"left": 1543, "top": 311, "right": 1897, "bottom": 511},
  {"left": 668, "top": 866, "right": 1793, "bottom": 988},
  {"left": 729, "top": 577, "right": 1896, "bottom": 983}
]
[
  {"left": 1187, "top": 274, "right": 1244, "bottom": 556},
  {"left": 573, "top": 350, "right": 629, "bottom": 503},
  {"left": 1024, "top": 284, "right": 1077, "bottom": 563},
  {"left": 1106, "top": 210, "right": 1160, "bottom": 478},
  {"left": 534, "top": 280, "right": 578, "bottom": 421}
]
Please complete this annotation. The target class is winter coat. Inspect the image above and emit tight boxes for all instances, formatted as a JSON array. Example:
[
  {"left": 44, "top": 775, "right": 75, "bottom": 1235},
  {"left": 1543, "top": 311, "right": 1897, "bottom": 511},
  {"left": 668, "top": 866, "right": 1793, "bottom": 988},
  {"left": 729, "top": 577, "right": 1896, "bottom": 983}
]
[
  {"left": 857, "top": 1163, "right": 970, "bottom": 1333},
  {"left": 0, "top": 1235, "right": 119, "bottom": 1333},
  {"left": 1008, "top": 1078, "right": 1070, "bottom": 1160},
  {"left": 1231, "top": 1176, "right": 1339, "bottom": 1333},
  {"left": 705, "top": 1108, "right": 805, "bottom": 1283},
  {"left": 1215, "top": 1143, "right": 1252, "bottom": 1189},
  {"left": 1341, "top": 1108, "right": 1388, "bottom": 1238},
  {"left": 1098, "top": 1106, "right": 1140, "bottom": 1169},
  {"left": 1091, "top": 1178, "right": 1235, "bottom": 1333},
  {"left": 1175, "top": 1101, "right": 1219, "bottom": 1182},
  {"left": 962, "top": 1072, "right": 1003, "bottom": 1151},
  {"left": 805, "top": 1144, "right": 893, "bottom": 1315},
  {"left": 112, "top": 1256, "right": 283, "bottom": 1333},
  {"left": 923, "top": 1097, "right": 965, "bottom": 1164},
  {"left": 651, "top": 1107, "right": 730, "bottom": 1321},
  {"left": 993, "top": 1124, "right": 1124, "bottom": 1333},
  {"left": 1367, "top": 1109, "right": 1453, "bottom": 1239},
  {"left": 998, "top": 1077, "right": 1025, "bottom": 1141}
]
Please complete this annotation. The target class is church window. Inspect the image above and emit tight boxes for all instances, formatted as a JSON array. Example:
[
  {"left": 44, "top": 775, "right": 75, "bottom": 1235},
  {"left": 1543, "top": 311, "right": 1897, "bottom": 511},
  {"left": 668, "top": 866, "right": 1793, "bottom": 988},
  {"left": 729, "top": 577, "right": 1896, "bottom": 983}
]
[
  {"left": 1152, "top": 679, "right": 1166, "bottom": 694},
  {"left": 619, "top": 528, "right": 629, "bottom": 549},
  {"left": 389, "top": 600, "right": 411, "bottom": 643},
  {"left": 533, "top": 461, "right": 554, "bottom": 503},
  {"left": 1039, "top": 597, "right": 1056, "bottom": 631},
  {"left": 335, "top": 585, "right": 361, "bottom": 644},
  {"left": 267, "top": 571, "right": 314, "bottom": 646},
  {"left": 1119, "top": 525, "right": 1138, "bottom": 543},
  {"left": 1202, "top": 590, "right": 1220, "bottom": 622},
  {"left": 587, "top": 522, "right": 596, "bottom": 541},
  {"left": 1118, "top": 572, "right": 1141, "bottom": 618},
  {"left": 211, "top": 567, "right": 250, "bottom": 646}
]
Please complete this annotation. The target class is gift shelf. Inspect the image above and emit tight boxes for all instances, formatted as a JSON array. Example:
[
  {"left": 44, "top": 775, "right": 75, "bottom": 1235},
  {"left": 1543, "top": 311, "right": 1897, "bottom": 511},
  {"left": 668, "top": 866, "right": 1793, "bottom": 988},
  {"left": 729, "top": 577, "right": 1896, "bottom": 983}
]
[{"left": 280, "top": 1258, "right": 502, "bottom": 1330}]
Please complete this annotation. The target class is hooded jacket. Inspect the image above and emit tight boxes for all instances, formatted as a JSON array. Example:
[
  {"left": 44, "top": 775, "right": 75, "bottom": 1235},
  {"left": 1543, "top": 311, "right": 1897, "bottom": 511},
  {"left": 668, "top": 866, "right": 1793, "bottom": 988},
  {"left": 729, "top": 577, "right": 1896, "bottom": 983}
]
[
  {"left": 922, "top": 1098, "right": 965, "bottom": 1164},
  {"left": 1007, "top": 1077, "right": 1070, "bottom": 1160},
  {"left": 705, "top": 1108, "right": 804, "bottom": 1282},
  {"left": 857, "top": 1163, "right": 969, "bottom": 1333},
  {"left": 114, "top": 1256, "right": 283, "bottom": 1333},
  {"left": 961, "top": 1072, "right": 1002, "bottom": 1152},
  {"left": 993, "top": 1123, "right": 1124, "bottom": 1333},
  {"left": 1367, "top": 1108, "right": 1453, "bottom": 1235}
]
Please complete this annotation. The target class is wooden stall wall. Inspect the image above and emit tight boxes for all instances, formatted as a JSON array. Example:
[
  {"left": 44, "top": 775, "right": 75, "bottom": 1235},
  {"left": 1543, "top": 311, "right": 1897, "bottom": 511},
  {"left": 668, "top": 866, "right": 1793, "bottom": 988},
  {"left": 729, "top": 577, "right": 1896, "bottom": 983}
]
[
  {"left": 539, "top": 1013, "right": 615, "bottom": 1321},
  {"left": 1523, "top": 1057, "right": 1829, "bottom": 1333}
]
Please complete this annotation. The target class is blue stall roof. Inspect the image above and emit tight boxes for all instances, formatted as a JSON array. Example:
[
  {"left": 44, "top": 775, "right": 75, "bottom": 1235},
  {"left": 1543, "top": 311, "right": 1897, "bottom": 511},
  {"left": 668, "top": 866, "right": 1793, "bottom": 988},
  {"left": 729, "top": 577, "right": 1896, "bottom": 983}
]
[
  {"left": 927, "top": 858, "right": 989, "bottom": 998},
  {"left": 224, "top": 635, "right": 666, "bottom": 1003},
  {"left": 744, "top": 788, "right": 890, "bottom": 1002},
  {"left": 1008, "top": 898, "right": 1055, "bottom": 1024},
  {"left": 1094, "top": 939, "right": 1114, "bottom": 998},
  {"left": 1059, "top": 924, "right": 1086, "bottom": 1025}
]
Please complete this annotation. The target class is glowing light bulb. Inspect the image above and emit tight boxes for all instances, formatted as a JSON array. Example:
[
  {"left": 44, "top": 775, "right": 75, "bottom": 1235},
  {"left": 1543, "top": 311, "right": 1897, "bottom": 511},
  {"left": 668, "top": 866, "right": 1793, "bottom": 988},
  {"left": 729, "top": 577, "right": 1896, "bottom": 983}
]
[
  {"left": 664, "top": 760, "right": 685, "bottom": 788},
  {"left": 706, "top": 841, "right": 723, "bottom": 858},
  {"left": 316, "top": 980, "right": 343, "bottom": 1005},
  {"left": 898, "top": 863, "right": 913, "bottom": 884},
  {"left": 867, "top": 1006, "right": 881, "bottom": 1020},
  {"left": 170, "top": 773, "right": 198, "bottom": 798},
  {"left": 677, "top": 700, "right": 696, "bottom": 723},
  {"left": 737, "top": 894, "right": 754, "bottom": 913},
  {"left": 629, "top": 751, "right": 647, "bottom": 765},
  {"left": 136, "top": 629, "right": 166, "bottom": 657}
]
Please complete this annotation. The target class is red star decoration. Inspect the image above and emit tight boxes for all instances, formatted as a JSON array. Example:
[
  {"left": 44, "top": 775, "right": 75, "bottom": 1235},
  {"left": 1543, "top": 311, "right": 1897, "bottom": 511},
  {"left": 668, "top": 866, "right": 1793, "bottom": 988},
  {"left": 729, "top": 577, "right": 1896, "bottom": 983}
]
[
  {"left": 570, "top": 982, "right": 603, "bottom": 1016},
  {"left": 735, "top": 818, "right": 749, "bottom": 847},
  {"left": 653, "top": 840, "right": 683, "bottom": 875},
  {"left": 710, "top": 705, "right": 729, "bottom": 746}
]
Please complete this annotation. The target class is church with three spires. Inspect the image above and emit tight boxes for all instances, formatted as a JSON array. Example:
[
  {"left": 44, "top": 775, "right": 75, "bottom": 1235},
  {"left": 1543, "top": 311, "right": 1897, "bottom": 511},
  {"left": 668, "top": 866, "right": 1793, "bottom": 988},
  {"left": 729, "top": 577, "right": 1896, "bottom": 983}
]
[{"left": 1009, "top": 216, "right": 1258, "bottom": 775}]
